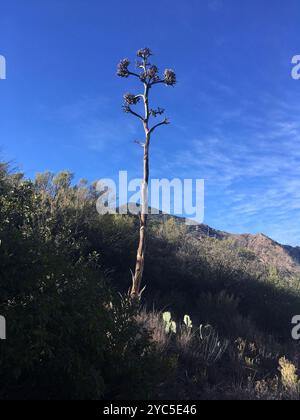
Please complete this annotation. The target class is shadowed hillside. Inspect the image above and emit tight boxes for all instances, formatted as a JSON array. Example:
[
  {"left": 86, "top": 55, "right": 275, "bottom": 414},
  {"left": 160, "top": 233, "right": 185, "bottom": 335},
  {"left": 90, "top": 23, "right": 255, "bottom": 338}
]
[
  {"left": 146, "top": 209, "right": 300, "bottom": 278},
  {"left": 1, "top": 166, "right": 300, "bottom": 400},
  {"left": 189, "top": 225, "right": 300, "bottom": 278}
]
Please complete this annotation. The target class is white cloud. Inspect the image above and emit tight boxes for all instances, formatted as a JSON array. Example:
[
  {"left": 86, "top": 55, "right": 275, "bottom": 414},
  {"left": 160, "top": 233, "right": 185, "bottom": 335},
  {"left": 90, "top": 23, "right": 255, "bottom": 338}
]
[{"left": 165, "top": 91, "right": 300, "bottom": 245}]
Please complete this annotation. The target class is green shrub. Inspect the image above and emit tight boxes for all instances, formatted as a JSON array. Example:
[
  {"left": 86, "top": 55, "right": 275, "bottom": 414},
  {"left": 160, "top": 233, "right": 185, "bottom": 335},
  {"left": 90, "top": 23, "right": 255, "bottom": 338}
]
[{"left": 0, "top": 167, "right": 169, "bottom": 400}]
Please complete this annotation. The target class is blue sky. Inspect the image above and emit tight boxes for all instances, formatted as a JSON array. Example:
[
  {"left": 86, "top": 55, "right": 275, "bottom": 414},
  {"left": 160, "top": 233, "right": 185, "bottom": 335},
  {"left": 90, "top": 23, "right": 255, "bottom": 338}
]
[{"left": 1, "top": 0, "right": 300, "bottom": 245}]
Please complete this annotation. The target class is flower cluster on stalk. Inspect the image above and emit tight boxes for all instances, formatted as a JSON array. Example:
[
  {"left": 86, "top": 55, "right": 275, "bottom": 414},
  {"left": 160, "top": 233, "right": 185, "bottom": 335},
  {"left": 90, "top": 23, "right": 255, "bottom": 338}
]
[
  {"left": 137, "top": 48, "right": 152, "bottom": 60},
  {"left": 150, "top": 107, "right": 165, "bottom": 117},
  {"left": 124, "top": 93, "right": 140, "bottom": 105},
  {"left": 147, "top": 65, "right": 160, "bottom": 82},
  {"left": 117, "top": 49, "right": 177, "bottom": 87},
  {"left": 164, "top": 69, "right": 176, "bottom": 86},
  {"left": 117, "top": 59, "right": 130, "bottom": 77},
  {"left": 117, "top": 48, "right": 176, "bottom": 117}
]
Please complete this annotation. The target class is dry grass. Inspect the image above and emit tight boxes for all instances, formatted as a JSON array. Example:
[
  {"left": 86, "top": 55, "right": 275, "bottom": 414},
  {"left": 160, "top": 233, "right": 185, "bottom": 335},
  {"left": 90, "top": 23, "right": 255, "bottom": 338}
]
[
  {"left": 136, "top": 308, "right": 171, "bottom": 352},
  {"left": 137, "top": 308, "right": 228, "bottom": 366}
]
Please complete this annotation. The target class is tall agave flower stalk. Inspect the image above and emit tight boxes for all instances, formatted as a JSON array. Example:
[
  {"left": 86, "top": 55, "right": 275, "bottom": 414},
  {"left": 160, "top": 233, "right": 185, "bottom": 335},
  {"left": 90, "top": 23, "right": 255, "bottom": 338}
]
[{"left": 117, "top": 48, "right": 176, "bottom": 299}]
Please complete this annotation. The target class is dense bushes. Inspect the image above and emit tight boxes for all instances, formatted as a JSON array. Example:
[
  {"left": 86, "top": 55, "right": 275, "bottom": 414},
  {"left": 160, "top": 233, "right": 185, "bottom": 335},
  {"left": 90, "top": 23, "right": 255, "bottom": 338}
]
[
  {"left": 0, "top": 166, "right": 169, "bottom": 400},
  {"left": 1, "top": 164, "right": 300, "bottom": 400}
]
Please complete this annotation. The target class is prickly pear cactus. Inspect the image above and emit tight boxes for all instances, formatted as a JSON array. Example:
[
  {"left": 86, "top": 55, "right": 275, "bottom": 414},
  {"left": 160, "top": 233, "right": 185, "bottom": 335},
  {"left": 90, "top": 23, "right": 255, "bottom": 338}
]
[
  {"left": 163, "top": 312, "right": 177, "bottom": 334},
  {"left": 184, "top": 314, "right": 193, "bottom": 330}
]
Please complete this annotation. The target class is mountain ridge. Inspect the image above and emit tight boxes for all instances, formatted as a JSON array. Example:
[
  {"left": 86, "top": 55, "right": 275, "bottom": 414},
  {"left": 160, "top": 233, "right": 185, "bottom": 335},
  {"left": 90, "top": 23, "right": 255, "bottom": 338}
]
[
  {"left": 148, "top": 209, "right": 300, "bottom": 278},
  {"left": 189, "top": 223, "right": 300, "bottom": 278},
  {"left": 121, "top": 205, "right": 300, "bottom": 277}
]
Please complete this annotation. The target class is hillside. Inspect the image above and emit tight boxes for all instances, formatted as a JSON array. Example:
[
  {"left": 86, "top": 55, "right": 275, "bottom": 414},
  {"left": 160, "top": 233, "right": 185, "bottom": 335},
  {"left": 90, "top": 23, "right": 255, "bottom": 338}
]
[
  {"left": 146, "top": 209, "right": 300, "bottom": 278},
  {"left": 189, "top": 224, "right": 300, "bottom": 278},
  {"left": 1, "top": 167, "right": 300, "bottom": 400}
]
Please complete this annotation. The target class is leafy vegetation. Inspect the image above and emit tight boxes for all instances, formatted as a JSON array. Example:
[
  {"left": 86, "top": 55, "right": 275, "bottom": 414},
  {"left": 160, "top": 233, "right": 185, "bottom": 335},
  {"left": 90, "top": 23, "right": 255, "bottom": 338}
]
[{"left": 1, "top": 164, "right": 300, "bottom": 400}]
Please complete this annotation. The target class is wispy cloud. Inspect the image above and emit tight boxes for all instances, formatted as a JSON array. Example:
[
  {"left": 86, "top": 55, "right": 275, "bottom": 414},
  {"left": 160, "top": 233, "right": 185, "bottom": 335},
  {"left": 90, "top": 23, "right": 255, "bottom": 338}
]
[
  {"left": 54, "top": 95, "right": 139, "bottom": 155},
  {"left": 164, "top": 89, "right": 300, "bottom": 245}
]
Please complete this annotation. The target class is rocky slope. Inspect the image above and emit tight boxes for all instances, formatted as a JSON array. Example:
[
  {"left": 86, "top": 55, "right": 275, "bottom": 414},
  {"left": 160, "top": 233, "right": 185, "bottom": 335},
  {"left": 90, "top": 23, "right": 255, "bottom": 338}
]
[
  {"left": 129, "top": 206, "right": 300, "bottom": 278},
  {"left": 190, "top": 223, "right": 300, "bottom": 277}
]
